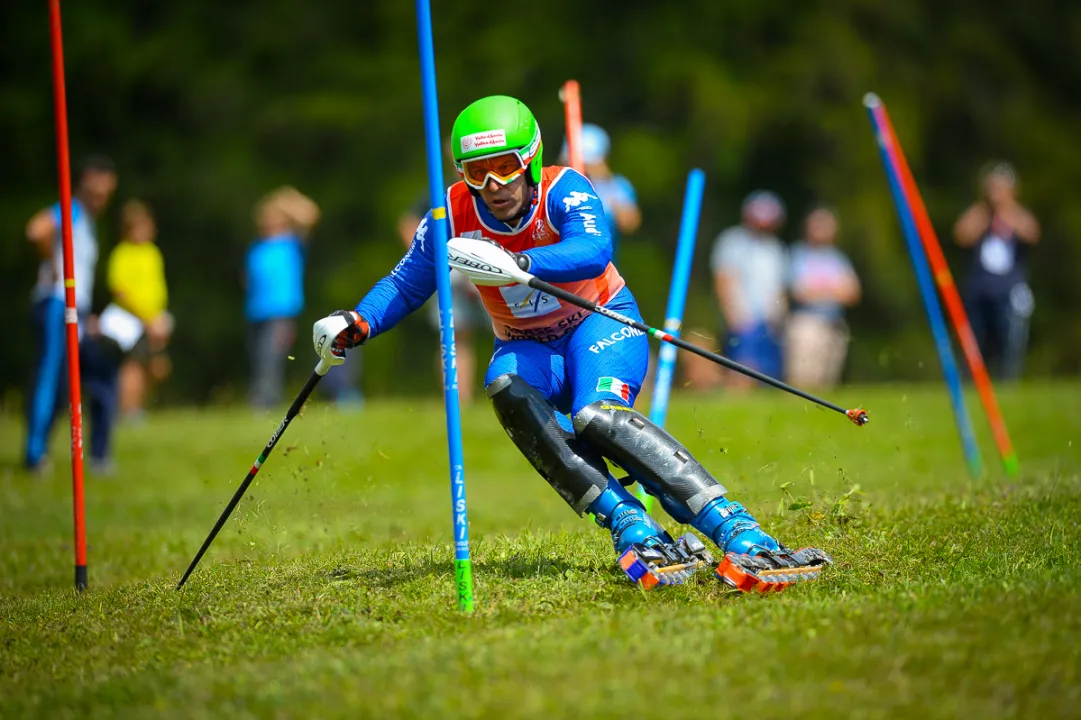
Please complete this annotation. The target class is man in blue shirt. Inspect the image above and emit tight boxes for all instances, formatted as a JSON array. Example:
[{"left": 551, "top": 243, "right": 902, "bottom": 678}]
[
  {"left": 24, "top": 155, "right": 117, "bottom": 473},
  {"left": 245, "top": 186, "right": 319, "bottom": 409}
]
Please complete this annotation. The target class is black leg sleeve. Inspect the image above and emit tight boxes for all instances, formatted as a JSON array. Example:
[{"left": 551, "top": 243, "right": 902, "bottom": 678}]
[{"left": 487, "top": 374, "right": 609, "bottom": 515}]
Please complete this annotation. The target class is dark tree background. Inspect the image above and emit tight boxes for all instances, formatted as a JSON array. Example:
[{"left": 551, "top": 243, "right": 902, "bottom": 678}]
[{"left": 2, "top": 0, "right": 1079, "bottom": 405}]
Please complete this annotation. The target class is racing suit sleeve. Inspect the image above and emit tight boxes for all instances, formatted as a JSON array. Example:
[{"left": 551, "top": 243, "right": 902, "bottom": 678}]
[
  {"left": 354, "top": 212, "right": 437, "bottom": 339},
  {"left": 519, "top": 169, "right": 614, "bottom": 283}
]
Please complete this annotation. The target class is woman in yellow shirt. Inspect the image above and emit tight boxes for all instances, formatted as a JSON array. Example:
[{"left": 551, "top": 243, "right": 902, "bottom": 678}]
[{"left": 107, "top": 200, "right": 173, "bottom": 419}]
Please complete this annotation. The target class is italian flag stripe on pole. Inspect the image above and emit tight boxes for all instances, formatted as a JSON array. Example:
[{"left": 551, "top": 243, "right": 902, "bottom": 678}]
[{"left": 597, "top": 377, "right": 631, "bottom": 401}]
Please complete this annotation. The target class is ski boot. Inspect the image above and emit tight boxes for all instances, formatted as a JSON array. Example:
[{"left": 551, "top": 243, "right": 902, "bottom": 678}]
[
  {"left": 714, "top": 547, "right": 833, "bottom": 593},
  {"left": 618, "top": 533, "right": 715, "bottom": 591},
  {"left": 693, "top": 497, "right": 833, "bottom": 593},
  {"left": 589, "top": 478, "right": 713, "bottom": 590}
]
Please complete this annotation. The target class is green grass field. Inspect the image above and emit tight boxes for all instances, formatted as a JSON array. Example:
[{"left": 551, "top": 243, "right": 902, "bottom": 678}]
[{"left": 2, "top": 382, "right": 1080, "bottom": 719}]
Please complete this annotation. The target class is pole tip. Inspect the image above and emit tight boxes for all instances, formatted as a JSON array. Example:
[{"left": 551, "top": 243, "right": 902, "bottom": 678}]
[
  {"left": 846, "top": 408, "right": 870, "bottom": 426},
  {"left": 862, "top": 92, "right": 881, "bottom": 109}
]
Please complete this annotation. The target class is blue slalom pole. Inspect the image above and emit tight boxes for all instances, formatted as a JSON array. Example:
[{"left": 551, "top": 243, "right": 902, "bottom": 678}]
[
  {"left": 416, "top": 0, "right": 474, "bottom": 611},
  {"left": 639, "top": 168, "right": 706, "bottom": 509},
  {"left": 864, "top": 95, "right": 982, "bottom": 478}
]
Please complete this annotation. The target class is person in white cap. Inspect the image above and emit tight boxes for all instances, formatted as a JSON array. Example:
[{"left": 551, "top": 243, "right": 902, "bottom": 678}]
[
  {"left": 563, "top": 124, "right": 640, "bottom": 263},
  {"left": 710, "top": 190, "right": 788, "bottom": 390}
]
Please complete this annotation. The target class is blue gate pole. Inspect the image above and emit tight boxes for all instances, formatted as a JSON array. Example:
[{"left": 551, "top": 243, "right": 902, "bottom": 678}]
[
  {"left": 639, "top": 168, "right": 706, "bottom": 509},
  {"left": 416, "top": 0, "right": 474, "bottom": 611},
  {"left": 864, "top": 93, "right": 982, "bottom": 478}
]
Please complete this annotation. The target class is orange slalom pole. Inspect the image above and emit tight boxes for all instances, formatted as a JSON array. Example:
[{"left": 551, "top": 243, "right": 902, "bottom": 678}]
[
  {"left": 878, "top": 102, "right": 1019, "bottom": 477},
  {"left": 48, "top": 0, "right": 88, "bottom": 590},
  {"left": 559, "top": 80, "right": 585, "bottom": 174}
]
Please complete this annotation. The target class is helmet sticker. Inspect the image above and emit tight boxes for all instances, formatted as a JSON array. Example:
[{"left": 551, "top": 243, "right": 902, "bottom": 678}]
[
  {"left": 460, "top": 129, "right": 507, "bottom": 154},
  {"left": 521, "top": 125, "right": 541, "bottom": 162}
]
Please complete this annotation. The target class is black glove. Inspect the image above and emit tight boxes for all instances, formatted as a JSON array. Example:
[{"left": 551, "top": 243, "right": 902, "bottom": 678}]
[
  {"left": 481, "top": 238, "right": 531, "bottom": 273},
  {"left": 330, "top": 310, "right": 370, "bottom": 351}
]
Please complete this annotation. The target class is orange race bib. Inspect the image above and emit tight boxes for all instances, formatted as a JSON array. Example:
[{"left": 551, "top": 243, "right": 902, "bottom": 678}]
[{"left": 447, "top": 166, "right": 624, "bottom": 342}]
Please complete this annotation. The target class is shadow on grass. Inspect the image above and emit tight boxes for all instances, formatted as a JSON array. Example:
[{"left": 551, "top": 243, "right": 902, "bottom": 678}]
[{"left": 321, "top": 553, "right": 584, "bottom": 590}]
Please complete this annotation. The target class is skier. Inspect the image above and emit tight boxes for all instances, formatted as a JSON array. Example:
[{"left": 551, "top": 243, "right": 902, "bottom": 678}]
[{"left": 314, "top": 95, "right": 829, "bottom": 591}]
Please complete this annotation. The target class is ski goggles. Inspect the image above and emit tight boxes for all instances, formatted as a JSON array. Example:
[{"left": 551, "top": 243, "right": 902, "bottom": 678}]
[{"left": 459, "top": 150, "right": 528, "bottom": 190}]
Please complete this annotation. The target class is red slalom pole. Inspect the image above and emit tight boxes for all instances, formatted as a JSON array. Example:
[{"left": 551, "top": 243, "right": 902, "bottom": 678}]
[
  {"left": 876, "top": 100, "right": 1019, "bottom": 477},
  {"left": 48, "top": 0, "right": 88, "bottom": 590},
  {"left": 559, "top": 80, "right": 585, "bottom": 174}
]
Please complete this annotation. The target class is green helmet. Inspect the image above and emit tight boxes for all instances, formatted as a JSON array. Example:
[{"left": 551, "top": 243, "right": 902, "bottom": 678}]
[{"left": 451, "top": 95, "right": 543, "bottom": 185}]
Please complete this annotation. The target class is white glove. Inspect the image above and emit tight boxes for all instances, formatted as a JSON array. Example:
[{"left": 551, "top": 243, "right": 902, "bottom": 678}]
[{"left": 312, "top": 310, "right": 369, "bottom": 375}]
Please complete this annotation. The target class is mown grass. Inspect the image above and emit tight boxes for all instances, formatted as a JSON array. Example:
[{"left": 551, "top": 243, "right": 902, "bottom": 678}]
[{"left": 1, "top": 382, "right": 1079, "bottom": 719}]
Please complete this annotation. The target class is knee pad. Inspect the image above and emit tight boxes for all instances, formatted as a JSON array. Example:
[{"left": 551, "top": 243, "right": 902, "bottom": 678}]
[
  {"left": 487, "top": 374, "right": 608, "bottom": 515},
  {"left": 573, "top": 401, "right": 726, "bottom": 519}
]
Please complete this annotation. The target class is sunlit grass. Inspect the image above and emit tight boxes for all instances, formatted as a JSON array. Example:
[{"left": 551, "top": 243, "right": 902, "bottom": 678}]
[{"left": 1, "top": 382, "right": 1079, "bottom": 718}]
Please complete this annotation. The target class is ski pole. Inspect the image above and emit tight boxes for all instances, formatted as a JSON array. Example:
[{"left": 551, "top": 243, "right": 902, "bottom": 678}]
[
  {"left": 176, "top": 361, "right": 329, "bottom": 590},
  {"left": 447, "top": 238, "right": 869, "bottom": 426}
]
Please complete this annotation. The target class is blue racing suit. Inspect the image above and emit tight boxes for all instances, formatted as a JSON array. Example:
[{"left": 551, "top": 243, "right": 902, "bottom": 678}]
[{"left": 356, "top": 167, "right": 648, "bottom": 417}]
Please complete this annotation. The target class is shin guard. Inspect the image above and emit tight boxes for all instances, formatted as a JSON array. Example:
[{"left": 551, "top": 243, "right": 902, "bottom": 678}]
[
  {"left": 487, "top": 374, "right": 608, "bottom": 515},
  {"left": 573, "top": 401, "right": 727, "bottom": 520}
]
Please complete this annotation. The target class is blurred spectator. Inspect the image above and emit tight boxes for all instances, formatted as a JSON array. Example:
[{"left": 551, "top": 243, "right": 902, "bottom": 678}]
[
  {"left": 81, "top": 303, "right": 143, "bottom": 475},
  {"left": 108, "top": 200, "right": 174, "bottom": 421},
  {"left": 561, "top": 124, "right": 640, "bottom": 263},
  {"left": 23, "top": 155, "right": 117, "bottom": 473},
  {"left": 710, "top": 190, "right": 788, "bottom": 389},
  {"left": 953, "top": 162, "right": 1040, "bottom": 380},
  {"left": 245, "top": 187, "right": 319, "bottom": 409},
  {"left": 784, "top": 207, "right": 861, "bottom": 388},
  {"left": 397, "top": 194, "right": 487, "bottom": 406}
]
